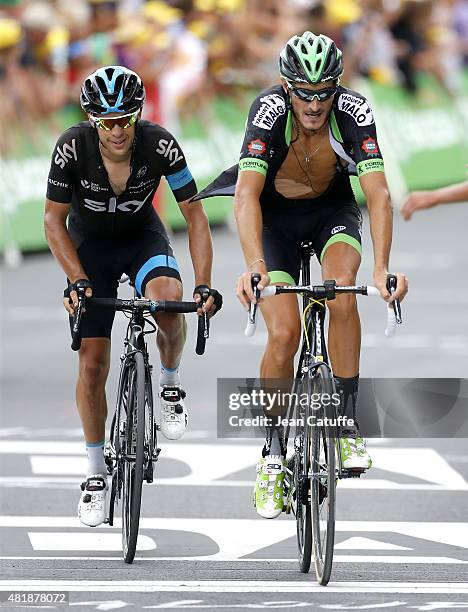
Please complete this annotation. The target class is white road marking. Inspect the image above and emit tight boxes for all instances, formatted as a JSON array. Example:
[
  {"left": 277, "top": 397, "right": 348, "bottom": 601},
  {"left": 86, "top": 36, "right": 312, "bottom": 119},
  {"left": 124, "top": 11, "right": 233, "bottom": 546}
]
[
  {"left": 28, "top": 532, "right": 156, "bottom": 552},
  {"left": 2, "top": 517, "right": 468, "bottom": 560},
  {"left": 1, "top": 581, "right": 468, "bottom": 594},
  {"left": 0, "top": 441, "right": 461, "bottom": 490},
  {"left": 368, "top": 448, "right": 466, "bottom": 488},
  {"left": 2, "top": 476, "right": 466, "bottom": 491},
  {"left": 0, "top": 556, "right": 464, "bottom": 564},
  {"left": 334, "top": 537, "right": 411, "bottom": 551},
  {"left": 69, "top": 602, "right": 128, "bottom": 610},
  {"left": 0, "top": 428, "right": 212, "bottom": 440}
]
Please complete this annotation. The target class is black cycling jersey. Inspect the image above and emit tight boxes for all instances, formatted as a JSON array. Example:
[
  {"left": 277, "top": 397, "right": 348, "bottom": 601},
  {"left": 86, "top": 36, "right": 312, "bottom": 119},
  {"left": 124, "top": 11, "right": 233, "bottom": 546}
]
[
  {"left": 47, "top": 119, "right": 197, "bottom": 244},
  {"left": 193, "top": 84, "right": 384, "bottom": 206}
]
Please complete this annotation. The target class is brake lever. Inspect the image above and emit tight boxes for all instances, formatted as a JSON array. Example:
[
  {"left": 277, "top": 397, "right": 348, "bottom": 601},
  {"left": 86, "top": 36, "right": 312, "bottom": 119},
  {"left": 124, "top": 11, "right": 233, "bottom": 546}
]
[{"left": 387, "top": 274, "right": 402, "bottom": 324}]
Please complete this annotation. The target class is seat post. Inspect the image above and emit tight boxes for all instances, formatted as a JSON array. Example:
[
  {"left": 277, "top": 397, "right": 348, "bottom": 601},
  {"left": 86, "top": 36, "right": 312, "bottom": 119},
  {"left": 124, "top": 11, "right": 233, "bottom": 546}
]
[{"left": 299, "top": 241, "right": 314, "bottom": 286}]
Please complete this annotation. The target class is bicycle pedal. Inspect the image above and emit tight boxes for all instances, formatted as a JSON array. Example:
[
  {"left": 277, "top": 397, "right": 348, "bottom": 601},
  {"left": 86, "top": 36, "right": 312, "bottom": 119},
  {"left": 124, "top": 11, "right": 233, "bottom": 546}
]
[
  {"left": 344, "top": 469, "right": 364, "bottom": 478},
  {"left": 152, "top": 447, "right": 161, "bottom": 460}
]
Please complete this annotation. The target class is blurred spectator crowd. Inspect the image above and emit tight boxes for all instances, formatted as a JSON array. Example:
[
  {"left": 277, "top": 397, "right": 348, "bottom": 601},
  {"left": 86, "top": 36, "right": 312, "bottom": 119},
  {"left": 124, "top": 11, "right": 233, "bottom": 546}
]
[{"left": 1, "top": 0, "right": 468, "bottom": 155}]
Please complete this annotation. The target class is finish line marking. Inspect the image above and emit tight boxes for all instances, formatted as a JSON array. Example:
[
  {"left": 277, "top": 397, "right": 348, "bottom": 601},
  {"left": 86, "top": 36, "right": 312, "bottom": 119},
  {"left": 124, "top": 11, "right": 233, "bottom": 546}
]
[
  {"left": 1, "top": 581, "right": 468, "bottom": 594},
  {"left": 0, "top": 555, "right": 465, "bottom": 564}
]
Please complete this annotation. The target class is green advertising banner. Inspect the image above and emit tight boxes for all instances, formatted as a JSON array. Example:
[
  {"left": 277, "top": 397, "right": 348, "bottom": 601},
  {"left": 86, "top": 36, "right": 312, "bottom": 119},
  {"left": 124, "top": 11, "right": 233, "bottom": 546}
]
[
  {"left": 356, "top": 72, "right": 468, "bottom": 204},
  {"left": 2, "top": 73, "right": 468, "bottom": 254}
]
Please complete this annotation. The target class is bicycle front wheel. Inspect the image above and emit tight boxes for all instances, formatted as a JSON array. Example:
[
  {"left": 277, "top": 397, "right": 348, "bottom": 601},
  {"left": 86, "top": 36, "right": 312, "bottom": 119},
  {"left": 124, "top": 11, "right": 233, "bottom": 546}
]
[
  {"left": 310, "top": 363, "right": 337, "bottom": 585},
  {"left": 294, "top": 373, "right": 312, "bottom": 574},
  {"left": 122, "top": 351, "right": 146, "bottom": 564}
]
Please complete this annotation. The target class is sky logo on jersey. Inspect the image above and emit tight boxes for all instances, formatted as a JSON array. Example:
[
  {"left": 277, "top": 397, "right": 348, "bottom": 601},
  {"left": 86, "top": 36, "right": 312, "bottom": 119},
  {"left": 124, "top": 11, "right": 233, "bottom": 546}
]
[
  {"left": 252, "top": 94, "right": 286, "bottom": 130},
  {"left": 247, "top": 139, "right": 266, "bottom": 156},
  {"left": 156, "top": 139, "right": 184, "bottom": 167},
  {"left": 84, "top": 191, "right": 152, "bottom": 213},
  {"left": 361, "top": 136, "right": 379, "bottom": 156},
  {"left": 338, "top": 93, "right": 374, "bottom": 126},
  {"left": 54, "top": 139, "right": 77, "bottom": 169}
]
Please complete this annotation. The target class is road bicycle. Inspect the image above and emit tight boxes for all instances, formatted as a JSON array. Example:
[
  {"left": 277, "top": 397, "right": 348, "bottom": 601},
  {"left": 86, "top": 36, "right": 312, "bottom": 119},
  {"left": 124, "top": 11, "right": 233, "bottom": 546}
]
[
  {"left": 71, "top": 282, "right": 209, "bottom": 563},
  {"left": 246, "top": 240, "right": 402, "bottom": 585}
]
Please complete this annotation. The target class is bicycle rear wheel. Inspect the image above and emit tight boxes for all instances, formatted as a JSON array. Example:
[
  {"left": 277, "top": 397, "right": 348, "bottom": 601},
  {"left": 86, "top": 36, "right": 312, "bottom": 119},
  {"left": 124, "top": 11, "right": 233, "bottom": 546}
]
[
  {"left": 122, "top": 351, "right": 145, "bottom": 564},
  {"left": 310, "top": 363, "right": 336, "bottom": 585}
]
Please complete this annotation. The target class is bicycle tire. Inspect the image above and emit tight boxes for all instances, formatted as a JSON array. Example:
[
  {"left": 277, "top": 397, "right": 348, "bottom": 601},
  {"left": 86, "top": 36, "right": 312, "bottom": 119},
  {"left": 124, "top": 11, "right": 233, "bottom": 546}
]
[
  {"left": 310, "top": 363, "right": 336, "bottom": 586},
  {"left": 122, "top": 351, "right": 146, "bottom": 564},
  {"left": 295, "top": 428, "right": 312, "bottom": 573},
  {"left": 292, "top": 370, "right": 312, "bottom": 573}
]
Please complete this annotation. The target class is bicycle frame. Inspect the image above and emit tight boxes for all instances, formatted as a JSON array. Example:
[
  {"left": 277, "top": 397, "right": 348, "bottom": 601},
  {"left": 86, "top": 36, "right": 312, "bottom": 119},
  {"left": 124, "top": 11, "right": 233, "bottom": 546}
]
[{"left": 284, "top": 242, "right": 345, "bottom": 477}]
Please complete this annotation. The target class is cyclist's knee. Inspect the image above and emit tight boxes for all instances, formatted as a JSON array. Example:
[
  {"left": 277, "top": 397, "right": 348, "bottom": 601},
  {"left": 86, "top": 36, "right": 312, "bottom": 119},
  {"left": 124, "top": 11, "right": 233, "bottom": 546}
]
[
  {"left": 327, "top": 288, "right": 358, "bottom": 319},
  {"left": 145, "top": 276, "right": 183, "bottom": 302},
  {"left": 268, "top": 324, "right": 301, "bottom": 359},
  {"left": 78, "top": 342, "right": 110, "bottom": 387}
]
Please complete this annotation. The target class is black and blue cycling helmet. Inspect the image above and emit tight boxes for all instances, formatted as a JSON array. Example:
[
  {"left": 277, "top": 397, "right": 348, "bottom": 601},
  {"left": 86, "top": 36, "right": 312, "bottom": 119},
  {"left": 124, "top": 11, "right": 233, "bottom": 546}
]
[{"left": 80, "top": 65, "right": 146, "bottom": 115}]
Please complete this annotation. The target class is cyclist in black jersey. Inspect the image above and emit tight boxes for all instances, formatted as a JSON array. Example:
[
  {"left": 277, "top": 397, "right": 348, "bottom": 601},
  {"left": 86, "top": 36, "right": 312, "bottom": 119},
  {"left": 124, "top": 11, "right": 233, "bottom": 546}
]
[
  {"left": 44, "top": 66, "right": 222, "bottom": 527},
  {"left": 194, "top": 32, "right": 408, "bottom": 519}
]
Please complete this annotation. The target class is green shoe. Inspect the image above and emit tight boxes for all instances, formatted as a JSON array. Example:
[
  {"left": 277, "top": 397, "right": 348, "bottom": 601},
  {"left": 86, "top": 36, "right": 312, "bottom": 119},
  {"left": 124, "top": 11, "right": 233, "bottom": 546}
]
[
  {"left": 253, "top": 455, "right": 286, "bottom": 519},
  {"left": 339, "top": 434, "right": 371, "bottom": 470},
  {"left": 355, "top": 437, "right": 372, "bottom": 469}
]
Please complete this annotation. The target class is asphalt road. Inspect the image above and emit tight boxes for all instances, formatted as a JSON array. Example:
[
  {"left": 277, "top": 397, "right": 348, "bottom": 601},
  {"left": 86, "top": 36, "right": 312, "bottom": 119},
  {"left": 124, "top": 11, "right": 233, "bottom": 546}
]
[{"left": 1, "top": 204, "right": 468, "bottom": 610}]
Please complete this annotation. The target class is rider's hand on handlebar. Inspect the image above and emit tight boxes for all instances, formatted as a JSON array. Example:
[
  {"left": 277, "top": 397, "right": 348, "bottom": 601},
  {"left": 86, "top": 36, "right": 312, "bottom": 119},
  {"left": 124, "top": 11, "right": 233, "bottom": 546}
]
[
  {"left": 236, "top": 271, "right": 270, "bottom": 310},
  {"left": 373, "top": 269, "right": 408, "bottom": 303},
  {"left": 193, "top": 285, "right": 223, "bottom": 317},
  {"left": 63, "top": 279, "right": 93, "bottom": 315}
]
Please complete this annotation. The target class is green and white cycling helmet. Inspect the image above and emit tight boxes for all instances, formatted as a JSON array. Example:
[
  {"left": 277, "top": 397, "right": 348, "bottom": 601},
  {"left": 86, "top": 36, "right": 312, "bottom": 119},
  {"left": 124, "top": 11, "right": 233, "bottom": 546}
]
[{"left": 279, "top": 31, "right": 343, "bottom": 85}]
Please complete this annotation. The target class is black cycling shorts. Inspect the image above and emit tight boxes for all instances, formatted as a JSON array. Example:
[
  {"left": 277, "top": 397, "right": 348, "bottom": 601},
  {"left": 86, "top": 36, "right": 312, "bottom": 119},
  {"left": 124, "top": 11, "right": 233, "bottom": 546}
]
[
  {"left": 262, "top": 199, "right": 362, "bottom": 285},
  {"left": 70, "top": 229, "right": 181, "bottom": 339}
]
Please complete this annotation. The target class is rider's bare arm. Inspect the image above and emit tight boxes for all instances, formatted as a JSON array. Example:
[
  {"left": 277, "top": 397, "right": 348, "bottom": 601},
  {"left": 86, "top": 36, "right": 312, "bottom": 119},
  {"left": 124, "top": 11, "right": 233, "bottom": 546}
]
[
  {"left": 178, "top": 198, "right": 213, "bottom": 288},
  {"left": 360, "top": 172, "right": 392, "bottom": 273},
  {"left": 44, "top": 199, "right": 88, "bottom": 283},
  {"left": 401, "top": 180, "right": 468, "bottom": 221},
  {"left": 234, "top": 170, "right": 269, "bottom": 304},
  {"left": 360, "top": 172, "right": 407, "bottom": 302}
]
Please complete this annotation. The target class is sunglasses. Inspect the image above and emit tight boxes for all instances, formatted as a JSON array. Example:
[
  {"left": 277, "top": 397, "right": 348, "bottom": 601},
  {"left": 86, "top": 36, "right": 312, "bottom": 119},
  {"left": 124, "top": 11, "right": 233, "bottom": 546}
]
[
  {"left": 89, "top": 110, "right": 139, "bottom": 131},
  {"left": 290, "top": 86, "right": 337, "bottom": 103}
]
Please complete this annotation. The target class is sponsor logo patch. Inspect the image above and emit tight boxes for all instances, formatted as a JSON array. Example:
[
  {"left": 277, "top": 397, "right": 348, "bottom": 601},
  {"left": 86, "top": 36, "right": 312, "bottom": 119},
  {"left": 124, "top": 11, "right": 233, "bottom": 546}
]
[
  {"left": 247, "top": 139, "right": 266, "bottom": 156},
  {"left": 136, "top": 165, "right": 147, "bottom": 179},
  {"left": 54, "top": 138, "right": 78, "bottom": 169},
  {"left": 129, "top": 178, "right": 156, "bottom": 192},
  {"left": 81, "top": 179, "right": 108, "bottom": 192},
  {"left": 239, "top": 158, "right": 268, "bottom": 175},
  {"left": 156, "top": 139, "right": 183, "bottom": 167},
  {"left": 361, "top": 136, "right": 379, "bottom": 156},
  {"left": 331, "top": 225, "right": 346, "bottom": 235},
  {"left": 252, "top": 94, "right": 286, "bottom": 130},
  {"left": 48, "top": 178, "right": 69, "bottom": 189},
  {"left": 357, "top": 159, "right": 385, "bottom": 176},
  {"left": 338, "top": 93, "right": 374, "bottom": 126}
]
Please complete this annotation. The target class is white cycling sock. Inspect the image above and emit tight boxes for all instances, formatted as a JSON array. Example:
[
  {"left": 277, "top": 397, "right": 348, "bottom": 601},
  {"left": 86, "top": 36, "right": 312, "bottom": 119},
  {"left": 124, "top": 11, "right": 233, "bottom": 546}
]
[
  {"left": 86, "top": 440, "right": 107, "bottom": 477},
  {"left": 160, "top": 363, "right": 181, "bottom": 386}
]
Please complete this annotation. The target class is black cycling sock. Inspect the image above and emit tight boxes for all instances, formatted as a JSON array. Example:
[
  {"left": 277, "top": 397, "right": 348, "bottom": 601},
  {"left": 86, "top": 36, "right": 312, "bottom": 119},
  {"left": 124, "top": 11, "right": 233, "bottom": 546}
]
[
  {"left": 263, "top": 425, "right": 286, "bottom": 457},
  {"left": 334, "top": 375, "right": 359, "bottom": 432}
]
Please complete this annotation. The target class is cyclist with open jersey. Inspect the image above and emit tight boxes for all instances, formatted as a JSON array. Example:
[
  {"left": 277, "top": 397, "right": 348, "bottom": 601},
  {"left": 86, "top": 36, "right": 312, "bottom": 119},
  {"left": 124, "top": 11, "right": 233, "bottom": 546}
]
[{"left": 195, "top": 32, "right": 408, "bottom": 519}]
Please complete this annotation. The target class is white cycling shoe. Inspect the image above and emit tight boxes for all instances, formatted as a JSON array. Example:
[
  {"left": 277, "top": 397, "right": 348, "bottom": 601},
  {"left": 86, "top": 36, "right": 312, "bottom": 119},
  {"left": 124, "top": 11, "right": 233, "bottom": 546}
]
[
  {"left": 78, "top": 474, "right": 108, "bottom": 527},
  {"left": 159, "top": 385, "right": 187, "bottom": 440}
]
